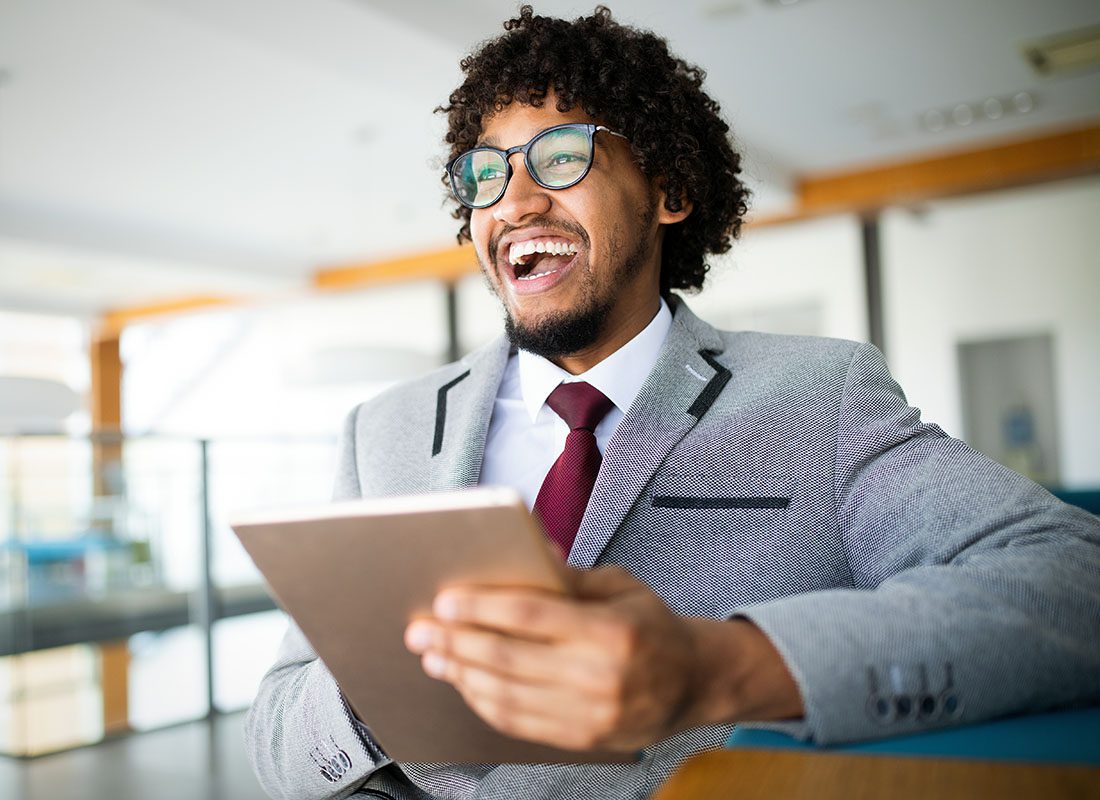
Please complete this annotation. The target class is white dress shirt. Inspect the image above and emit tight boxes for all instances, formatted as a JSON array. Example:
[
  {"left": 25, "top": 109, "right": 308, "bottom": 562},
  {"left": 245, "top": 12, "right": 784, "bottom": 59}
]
[{"left": 479, "top": 299, "right": 672, "bottom": 509}]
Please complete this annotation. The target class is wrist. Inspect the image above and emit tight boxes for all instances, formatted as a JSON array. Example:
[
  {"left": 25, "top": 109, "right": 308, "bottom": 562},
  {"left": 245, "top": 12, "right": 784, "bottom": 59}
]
[{"left": 681, "top": 617, "right": 803, "bottom": 728}]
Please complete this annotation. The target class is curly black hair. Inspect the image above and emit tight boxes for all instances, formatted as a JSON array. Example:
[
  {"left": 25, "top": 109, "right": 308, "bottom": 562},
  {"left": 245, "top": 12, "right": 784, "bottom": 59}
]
[{"left": 437, "top": 5, "right": 749, "bottom": 294}]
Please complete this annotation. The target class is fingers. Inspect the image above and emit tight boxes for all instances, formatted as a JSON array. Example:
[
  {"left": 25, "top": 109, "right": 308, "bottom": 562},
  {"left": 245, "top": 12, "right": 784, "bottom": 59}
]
[
  {"left": 431, "top": 586, "right": 610, "bottom": 641},
  {"left": 405, "top": 620, "right": 613, "bottom": 692},
  {"left": 427, "top": 654, "right": 627, "bottom": 752},
  {"left": 456, "top": 682, "right": 619, "bottom": 751},
  {"left": 401, "top": 575, "right": 691, "bottom": 752},
  {"left": 430, "top": 566, "right": 645, "bottom": 640}
]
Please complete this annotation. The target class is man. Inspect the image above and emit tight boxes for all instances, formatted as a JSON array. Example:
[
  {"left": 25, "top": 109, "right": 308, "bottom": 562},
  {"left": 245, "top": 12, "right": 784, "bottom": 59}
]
[{"left": 246, "top": 7, "right": 1100, "bottom": 800}]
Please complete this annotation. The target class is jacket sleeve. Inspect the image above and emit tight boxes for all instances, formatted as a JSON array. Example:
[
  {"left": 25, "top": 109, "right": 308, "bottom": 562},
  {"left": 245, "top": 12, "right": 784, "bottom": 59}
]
[
  {"left": 736, "top": 342, "right": 1100, "bottom": 744},
  {"left": 244, "top": 404, "right": 494, "bottom": 799},
  {"left": 244, "top": 405, "right": 392, "bottom": 799}
]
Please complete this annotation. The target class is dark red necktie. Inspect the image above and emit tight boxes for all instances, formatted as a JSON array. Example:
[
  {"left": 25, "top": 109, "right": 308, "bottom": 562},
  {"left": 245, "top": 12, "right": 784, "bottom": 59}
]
[{"left": 533, "top": 381, "right": 614, "bottom": 558}]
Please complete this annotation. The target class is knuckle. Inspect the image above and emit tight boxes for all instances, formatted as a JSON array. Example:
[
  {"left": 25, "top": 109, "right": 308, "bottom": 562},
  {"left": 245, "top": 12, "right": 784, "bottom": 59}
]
[
  {"left": 444, "top": 659, "right": 463, "bottom": 684},
  {"left": 511, "top": 597, "right": 543, "bottom": 628},
  {"left": 590, "top": 700, "right": 621, "bottom": 737},
  {"left": 572, "top": 726, "right": 603, "bottom": 750},
  {"left": 482, "top": 696, "right": 515, "bottom": 732},
  {"left": 590, "top": 662, "right": 624, "bottom": 697},
  {"left": 468, "top": 665, "right": 496, "bottom": 693},
  {"left": 603, "top": 619, "right": 637, "bottom": 662},
  {"left": 438, "top": 626, "right": 455, "bottom": 655},
  {"left": 475, "top": 669, "right": 518, "bottom": 710},
  {"left": 488, "top": 636, "right": 514, "bottom": 670}
]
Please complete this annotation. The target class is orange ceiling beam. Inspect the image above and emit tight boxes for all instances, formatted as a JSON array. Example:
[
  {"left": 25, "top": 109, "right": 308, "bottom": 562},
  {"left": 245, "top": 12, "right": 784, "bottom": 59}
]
[
  {"left": 791, "top": 121, "right": 1100, "bottom": 218},
  {"left": 97, "top": 295, "right": 239, "bottom": 339},
  {"left": 313, "top": 243, "right": 479, "bottom": 290}
]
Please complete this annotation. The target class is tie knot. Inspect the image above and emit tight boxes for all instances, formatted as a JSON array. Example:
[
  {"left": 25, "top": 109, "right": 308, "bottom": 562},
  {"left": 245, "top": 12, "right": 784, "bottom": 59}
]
[{"left": 546, "top": 381, "right": 614, "bottom": 432}]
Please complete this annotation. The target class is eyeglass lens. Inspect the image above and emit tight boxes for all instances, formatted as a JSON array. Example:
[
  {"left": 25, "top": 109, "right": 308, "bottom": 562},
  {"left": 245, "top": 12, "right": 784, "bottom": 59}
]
[{"left": 450, "top": 126, "right": 596, "bottom": 208}]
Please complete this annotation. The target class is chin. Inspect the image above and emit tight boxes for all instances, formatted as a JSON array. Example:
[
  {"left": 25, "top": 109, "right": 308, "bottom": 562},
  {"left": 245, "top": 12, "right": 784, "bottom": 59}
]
[{"left": 503, "top": 293, "right": 613, "bottom": 360}]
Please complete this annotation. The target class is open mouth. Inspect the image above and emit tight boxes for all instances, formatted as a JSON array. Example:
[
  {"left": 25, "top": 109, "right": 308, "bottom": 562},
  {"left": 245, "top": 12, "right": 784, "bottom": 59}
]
[{"left": 507, "top": 239, "right": 579, "bottom": 281}]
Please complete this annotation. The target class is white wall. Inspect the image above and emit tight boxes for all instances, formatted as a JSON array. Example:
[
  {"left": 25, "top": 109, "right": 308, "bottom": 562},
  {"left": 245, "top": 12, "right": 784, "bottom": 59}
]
[
  {"left": 122, "top": 281, "right": 449, "bottom": 438},
  {"left": 688, "top": 214, "right": 867, "bottom": 342},
  {"left": 0, "top": 311, "right": 88, "bottom": 434},
  {"left": 882, "top": 175, "right": 1100, "bottom": 487}
]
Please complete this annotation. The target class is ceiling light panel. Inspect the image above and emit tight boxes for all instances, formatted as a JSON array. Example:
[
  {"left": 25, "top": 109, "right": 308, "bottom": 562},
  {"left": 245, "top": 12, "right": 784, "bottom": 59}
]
[{"left": 1023, "top": 25, "right": 1100, "bottom": 77}]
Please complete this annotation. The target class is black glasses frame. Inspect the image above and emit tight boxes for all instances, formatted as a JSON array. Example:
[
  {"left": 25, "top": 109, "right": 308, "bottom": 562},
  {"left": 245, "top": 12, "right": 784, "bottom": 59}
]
[{"left": 446, "top": 123, "right": 627, "bottom": 210}]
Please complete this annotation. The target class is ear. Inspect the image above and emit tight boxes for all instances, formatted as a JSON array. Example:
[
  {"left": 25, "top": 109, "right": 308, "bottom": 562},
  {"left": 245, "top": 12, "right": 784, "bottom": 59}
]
[{"left": 654, "top": 177, "right": 693, "bottom": 225}]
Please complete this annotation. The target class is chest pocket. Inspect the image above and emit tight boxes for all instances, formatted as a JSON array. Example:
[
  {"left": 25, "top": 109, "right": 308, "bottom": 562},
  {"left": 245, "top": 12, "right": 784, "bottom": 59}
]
[
  {"left": 600, "top": 467, "right": 850, "bottom": 615},
  {"left": 650, "top": 468, "right": 793, "bottom": 510},
  {"left": 651, "top": 495, "right": 790, "bottom": 509}
]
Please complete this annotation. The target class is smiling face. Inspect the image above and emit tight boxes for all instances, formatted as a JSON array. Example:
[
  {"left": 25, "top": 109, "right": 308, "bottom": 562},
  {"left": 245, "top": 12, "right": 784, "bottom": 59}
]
[{"left": 469, "top": 97, "right": 690, "bottom": 374}]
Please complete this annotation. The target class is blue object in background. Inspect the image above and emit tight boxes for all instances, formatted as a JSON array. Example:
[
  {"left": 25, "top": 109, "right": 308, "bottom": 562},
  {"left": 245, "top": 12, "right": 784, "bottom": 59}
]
[
  {"left": 726, "top": 707, "right": 1100, "bottom": 765},
  {"left": 1050, "top": 488, "right": 1100, "bottom": 517},
  {"left": 2, "top": 535, "right": 135, "bottom": 605}
]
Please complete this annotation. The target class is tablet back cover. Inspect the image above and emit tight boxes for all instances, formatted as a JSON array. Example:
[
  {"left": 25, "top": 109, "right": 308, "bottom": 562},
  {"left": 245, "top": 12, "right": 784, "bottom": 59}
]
[{"left": 233, "top": 488, "right": 631, "bottom": 764}]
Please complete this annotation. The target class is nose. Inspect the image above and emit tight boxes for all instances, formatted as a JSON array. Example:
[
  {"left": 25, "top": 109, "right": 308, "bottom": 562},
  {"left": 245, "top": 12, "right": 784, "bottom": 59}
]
[{"left": 491, "top": 154, "right": 552, "bottom": 224}]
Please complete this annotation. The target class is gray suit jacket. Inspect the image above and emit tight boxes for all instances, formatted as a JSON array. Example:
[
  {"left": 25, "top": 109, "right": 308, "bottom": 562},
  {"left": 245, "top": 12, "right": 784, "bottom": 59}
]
[{"left": 245, "top": 299, "right": 1100, "bottom": 800}]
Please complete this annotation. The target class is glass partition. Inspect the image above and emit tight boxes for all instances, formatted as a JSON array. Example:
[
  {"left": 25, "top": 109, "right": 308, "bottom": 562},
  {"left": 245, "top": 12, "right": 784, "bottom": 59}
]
[
  {"left": 0, "top": 432, "right": 335, "bottom": 756},
  {"left": 206, "top": 437, "right": 337, "bottom": 713}
]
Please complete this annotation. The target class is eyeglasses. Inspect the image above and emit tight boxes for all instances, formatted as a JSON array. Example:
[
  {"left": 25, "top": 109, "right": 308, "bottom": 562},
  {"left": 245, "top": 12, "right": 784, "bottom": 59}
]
[{"left": 446, "top": 123, "right": 627, "bottom": 210}]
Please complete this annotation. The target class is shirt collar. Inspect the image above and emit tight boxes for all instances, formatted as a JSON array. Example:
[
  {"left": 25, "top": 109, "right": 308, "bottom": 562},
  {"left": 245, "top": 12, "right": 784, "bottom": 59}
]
[{"left": 517, "top": 298, "right": 672, "bottom": 422}]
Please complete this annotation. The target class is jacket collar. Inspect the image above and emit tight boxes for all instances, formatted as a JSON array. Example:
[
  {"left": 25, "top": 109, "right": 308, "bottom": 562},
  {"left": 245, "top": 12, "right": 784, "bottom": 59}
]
[
  {"left": 569, "top": 297, "right": 730, "bottom": 566},
  {"left": 428, "top": 297, "right": 730, "bottom": 566}
]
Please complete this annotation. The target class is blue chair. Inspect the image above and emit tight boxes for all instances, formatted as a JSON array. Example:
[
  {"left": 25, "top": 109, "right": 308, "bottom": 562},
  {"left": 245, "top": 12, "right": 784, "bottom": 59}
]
[
  {"left": 726, "top": 706, "right": 1100, "bottom": 765},
  {"left": 1049, "top": 488, "right": 1100, "bottom": 517}
]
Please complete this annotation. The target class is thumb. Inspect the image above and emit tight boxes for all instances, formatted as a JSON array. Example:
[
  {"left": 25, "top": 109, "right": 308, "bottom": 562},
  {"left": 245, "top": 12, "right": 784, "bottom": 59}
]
[{"left": 567, "top": 564, "right": 643, "bottom": 599}]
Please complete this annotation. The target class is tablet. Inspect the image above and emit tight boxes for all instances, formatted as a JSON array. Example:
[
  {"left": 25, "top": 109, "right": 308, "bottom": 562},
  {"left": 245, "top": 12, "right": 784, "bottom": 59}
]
[{"left": 231, "top": 486, "right": 631, "bottom": 764}]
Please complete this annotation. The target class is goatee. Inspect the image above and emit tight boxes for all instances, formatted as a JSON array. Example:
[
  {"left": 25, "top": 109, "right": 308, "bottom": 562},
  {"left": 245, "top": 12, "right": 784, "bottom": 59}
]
[
  {"left": 497, "top": 203, "right": 656, "bottom": 361},
  {"left": 503, "top": 291, "right": 615, "bottom": 360}
]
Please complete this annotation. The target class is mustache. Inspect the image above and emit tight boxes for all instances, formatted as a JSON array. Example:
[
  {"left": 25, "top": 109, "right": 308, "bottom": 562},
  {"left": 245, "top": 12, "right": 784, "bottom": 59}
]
[{"left": 488, "top": 216, "right": 590, "bottom": 261}]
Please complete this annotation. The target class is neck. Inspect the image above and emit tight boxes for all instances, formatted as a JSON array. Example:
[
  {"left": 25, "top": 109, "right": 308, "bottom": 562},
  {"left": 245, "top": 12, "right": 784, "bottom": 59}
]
[{"left": 552, "top": 295, "right": 662, "bottom": 375}]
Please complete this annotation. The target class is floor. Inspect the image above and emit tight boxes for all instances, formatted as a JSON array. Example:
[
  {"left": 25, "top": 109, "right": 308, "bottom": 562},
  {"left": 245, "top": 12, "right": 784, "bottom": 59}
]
[{"left": 0, "top": 712, "right": 270, "bottom": 800}]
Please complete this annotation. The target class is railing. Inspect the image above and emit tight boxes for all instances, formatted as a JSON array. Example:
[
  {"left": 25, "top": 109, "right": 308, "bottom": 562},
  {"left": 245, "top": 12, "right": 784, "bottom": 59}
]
[{"left": 0, "top": 432, "right": 337, "bottom": 756}]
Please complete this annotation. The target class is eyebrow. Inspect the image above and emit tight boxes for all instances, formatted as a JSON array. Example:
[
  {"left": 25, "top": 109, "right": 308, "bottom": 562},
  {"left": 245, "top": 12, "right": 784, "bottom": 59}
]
[{"left": 475, "top": 122, "right": 593, "bottom": 151}]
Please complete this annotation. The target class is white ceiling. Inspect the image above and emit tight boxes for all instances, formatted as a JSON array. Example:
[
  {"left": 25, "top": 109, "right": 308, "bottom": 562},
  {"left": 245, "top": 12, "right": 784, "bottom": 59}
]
[{"left": 1, "top": 0, "right": 1099, "bottom": 318}]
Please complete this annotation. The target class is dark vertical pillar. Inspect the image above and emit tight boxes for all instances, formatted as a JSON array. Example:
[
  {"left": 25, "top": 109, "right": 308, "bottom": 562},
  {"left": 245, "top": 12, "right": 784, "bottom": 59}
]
[
  {"left": 198, "top": 439, "right": 215, "bottom": 720},
  {"left": 445, "top": 282, "right": 461, "bottom": 364},
  {"left": 861, "top": 214, "right": 886, "bottom": 355}
]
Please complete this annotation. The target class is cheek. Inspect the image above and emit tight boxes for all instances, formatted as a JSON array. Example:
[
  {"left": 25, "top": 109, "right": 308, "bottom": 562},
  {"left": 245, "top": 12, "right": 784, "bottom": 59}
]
[{"left": 470, "top": 210, "right": 492, "bottom": 243}]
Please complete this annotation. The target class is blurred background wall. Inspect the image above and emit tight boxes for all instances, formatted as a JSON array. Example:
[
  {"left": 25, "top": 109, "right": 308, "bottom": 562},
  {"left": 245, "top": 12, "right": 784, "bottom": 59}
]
[{"left": 0, "top": 0, "right": 1098, "bottom": 777}]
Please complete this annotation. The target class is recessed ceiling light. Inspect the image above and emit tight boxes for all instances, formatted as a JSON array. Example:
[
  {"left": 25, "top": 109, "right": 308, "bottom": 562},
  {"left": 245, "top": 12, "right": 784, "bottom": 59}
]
[
  {"left": 951, "top": 104, "right": 974, "bottom": 126},
  {"left": 922, "top": 109, "right": 946, "bottom": 132},
  {"left": 919, "top": 90, "right": 1038, "bottom": 133},
  {"left": 1023, "top": 25, "right": 1100, "bottom": 77}
]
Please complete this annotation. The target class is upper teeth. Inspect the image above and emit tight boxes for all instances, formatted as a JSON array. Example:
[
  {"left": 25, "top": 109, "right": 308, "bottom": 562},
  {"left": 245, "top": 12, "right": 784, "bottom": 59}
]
[{"left": 508, "top": 240, "right": 577, "bottom": 266}]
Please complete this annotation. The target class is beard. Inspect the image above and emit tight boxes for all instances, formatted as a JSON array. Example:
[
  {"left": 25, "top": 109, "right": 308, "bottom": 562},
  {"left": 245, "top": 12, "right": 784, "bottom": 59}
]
[
  {"left": 502, "top": 269, "right": 613, "bottom": 359},
  {"left": 491, "top": 204, "right": 657, "bottom": 361}
]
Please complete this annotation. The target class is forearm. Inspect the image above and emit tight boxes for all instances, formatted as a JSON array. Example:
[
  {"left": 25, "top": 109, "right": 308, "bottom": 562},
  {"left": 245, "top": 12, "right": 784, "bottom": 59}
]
[
  {"left": 679, "top": 617, "right": 803, "bottom": 730},
  {"left": 245, "top": 623, "right": 386, "bottom": 800}
]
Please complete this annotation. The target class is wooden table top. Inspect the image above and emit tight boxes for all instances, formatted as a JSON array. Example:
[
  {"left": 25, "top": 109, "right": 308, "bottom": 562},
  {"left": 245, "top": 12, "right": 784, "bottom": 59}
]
[{"left": 652, "top": 748, "right": 1100, "bottom": 800}]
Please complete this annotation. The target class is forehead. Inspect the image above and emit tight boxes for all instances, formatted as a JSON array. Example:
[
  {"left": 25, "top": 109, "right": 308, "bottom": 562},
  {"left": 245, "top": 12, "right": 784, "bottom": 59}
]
[{"left": 479, "top": 100, "right": 598, "bottom": 148}]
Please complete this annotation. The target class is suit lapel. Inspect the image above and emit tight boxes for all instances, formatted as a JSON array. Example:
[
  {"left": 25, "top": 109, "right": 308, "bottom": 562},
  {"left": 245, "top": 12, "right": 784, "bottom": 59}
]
[
  {"left": 429, "top": 337, "right": 511, "bottom": 491},
  {"left": 569, "top": 303, "right": 729, "bottom": 568}
]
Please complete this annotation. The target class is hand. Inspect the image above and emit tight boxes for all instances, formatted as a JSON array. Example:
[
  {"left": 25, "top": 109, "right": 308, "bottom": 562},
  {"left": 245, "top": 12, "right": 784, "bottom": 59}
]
[{"left": 403, "top": 565, "right": 712, "bottom": 752}]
